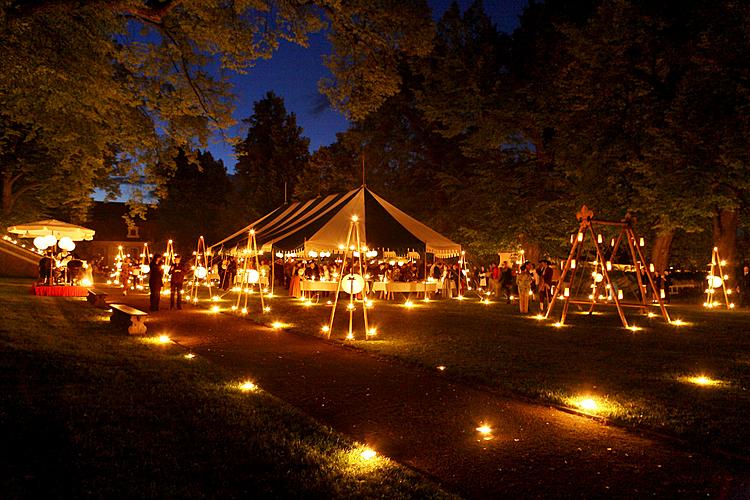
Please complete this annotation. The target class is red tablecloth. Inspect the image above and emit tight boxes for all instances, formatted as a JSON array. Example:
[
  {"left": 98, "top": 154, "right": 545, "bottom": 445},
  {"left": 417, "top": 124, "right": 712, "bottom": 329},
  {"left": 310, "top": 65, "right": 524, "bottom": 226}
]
[{"left": 31, "top": 285, "right": 88, "bottom": 297}]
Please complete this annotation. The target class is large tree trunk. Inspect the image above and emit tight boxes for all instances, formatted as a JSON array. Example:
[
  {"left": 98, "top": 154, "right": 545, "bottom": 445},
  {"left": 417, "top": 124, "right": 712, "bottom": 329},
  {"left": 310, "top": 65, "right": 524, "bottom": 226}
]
[
  {"left": 713, "top": 208, "right": 738, "bottom": 277},
  {"left": 650, "top": 230, "right": 674, "bottom": 273}
]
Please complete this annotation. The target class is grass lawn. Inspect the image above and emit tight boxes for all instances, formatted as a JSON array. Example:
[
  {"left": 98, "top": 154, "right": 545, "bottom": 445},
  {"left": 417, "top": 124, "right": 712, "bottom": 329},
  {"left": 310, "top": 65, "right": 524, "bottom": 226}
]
[
  {"left": 0, "top": 279, "right": 452, "bottom": 499},
  {"left": 236, "top": 290, "right": 750, "bottom": 455}
]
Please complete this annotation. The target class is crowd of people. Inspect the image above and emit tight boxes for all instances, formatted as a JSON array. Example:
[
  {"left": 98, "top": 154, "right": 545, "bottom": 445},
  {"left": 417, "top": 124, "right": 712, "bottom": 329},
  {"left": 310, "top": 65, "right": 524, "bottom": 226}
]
[{"left": 90, "top": 246, "right": 750, "bottom": 315}]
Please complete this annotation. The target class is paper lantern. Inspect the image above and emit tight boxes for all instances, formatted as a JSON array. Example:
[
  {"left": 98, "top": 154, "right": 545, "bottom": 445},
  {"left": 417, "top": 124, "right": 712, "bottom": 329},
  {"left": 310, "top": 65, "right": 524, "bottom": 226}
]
[
  {"left": 140, "top": 264, "right": 150, "bottom": 274},
  {"left": 341, "top": 274, "right": 365, "bottom": 295},
  {"left": 594, "top": 273, "right": 603, "bottom": 283},
  {"left": 246, "top": 269, "right": 260, "bottom": 283},
  {"left": 708, "top": 275, "right": 723, "bottom": 289},
  {"left": 33, "top": 236, "right": 48, "bottom": 250},
  {"left": 194, "top": 266, "right": 208, "bottom": 279},
  {"left": 570, "top": 259, "right": 576, "bottom": 269},
  {"left": 44, "top": 234, "right": 58, "bottom": 248}
]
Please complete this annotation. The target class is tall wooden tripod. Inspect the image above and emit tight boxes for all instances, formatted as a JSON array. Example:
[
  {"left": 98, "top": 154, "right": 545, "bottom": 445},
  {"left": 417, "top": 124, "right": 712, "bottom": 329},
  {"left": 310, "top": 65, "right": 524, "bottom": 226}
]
[
  {"left": 545, "top": 206, "right": 671, "bottom": 329},
  {"left": 234, "top": 229, "right": 267, "bottom": 315},
  {"left": 705, "top": 247, "right": 734, "bottom": 309},
  {"left": 188, "top": 236, "right": 213, "bottom": 304},
  {"left": 324, "top": 216, "right": 373, "bottom": 340}
]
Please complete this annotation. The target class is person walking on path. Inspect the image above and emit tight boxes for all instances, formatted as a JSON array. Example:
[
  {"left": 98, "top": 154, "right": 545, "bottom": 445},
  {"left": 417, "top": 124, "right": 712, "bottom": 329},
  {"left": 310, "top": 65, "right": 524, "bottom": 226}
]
[
  {"left": 169, "top": 255, "right": 185, "bottom": 310},
  {"left": 516, "top": 263, "right": 532, "bottom": 313},
  {"left": 148, "top": 255, "right": 164, "bottom": 311}
]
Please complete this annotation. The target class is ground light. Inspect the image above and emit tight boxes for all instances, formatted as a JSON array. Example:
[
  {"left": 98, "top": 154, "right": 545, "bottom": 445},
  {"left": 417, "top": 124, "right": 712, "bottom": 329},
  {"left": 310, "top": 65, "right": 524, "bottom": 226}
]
[
  {"left": 670, "top": 319, "right": 687, "bottom": 326},
  {"left": 184, "top": 353, "right": 196, "bottom": 360},
  {"left": 271, "top": 321, "right": 288, "bottom": 330},
  {"left": 404, "top": 300, "right": 414, "bottom": 308},
  {"left": 360, "top": 447, "right": 377, "bottom": 461},
  {"left": 680, "top": 375, "right": 724, "bottom": 387},
  {"left": 210, "top": 305, "right": 220, "bottom": 313},
  {"left": 157, "top": 334, "right": 170, "bottom": 344},
  {"left": 436, "top": 365, "right": 446, "bottom": 371},
  {"left": 476, "top": 424, "right": 493, "bottom": 440},
  {"left": 237, "top": 381, "right": 257, "bottom": 392},
  {"left": 570, "top": 396, "right": 602, "bottom": 413}
]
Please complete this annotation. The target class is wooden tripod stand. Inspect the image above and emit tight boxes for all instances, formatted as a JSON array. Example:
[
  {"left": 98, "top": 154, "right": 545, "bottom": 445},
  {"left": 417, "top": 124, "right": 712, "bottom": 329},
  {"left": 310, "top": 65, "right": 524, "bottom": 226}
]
[
  {"left": 704, "top": 247, "right": 734, "bottom": 309},
  {"left": 188, "top": 236, "right": 213, "bottom": 304},
  {"left": 324, "top": 216, "right": 374, "bottom": 340},
  {"left": 234, "top": 229, "right": 267, "bottom": 315}
]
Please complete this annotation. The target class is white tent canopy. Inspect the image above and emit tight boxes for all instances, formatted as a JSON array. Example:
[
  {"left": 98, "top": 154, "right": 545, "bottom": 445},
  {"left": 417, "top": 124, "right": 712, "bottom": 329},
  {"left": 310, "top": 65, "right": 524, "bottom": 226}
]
[
  {"left": 212, "top": 187, "right": 461, "bottom": 258},
  {"left": 7, "top": 219, "right": 95, "bottom": 241}
]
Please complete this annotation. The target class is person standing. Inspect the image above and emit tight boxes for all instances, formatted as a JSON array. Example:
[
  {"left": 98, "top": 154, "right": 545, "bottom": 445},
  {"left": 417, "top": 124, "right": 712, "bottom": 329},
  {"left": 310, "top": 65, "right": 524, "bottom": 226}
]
[
  {"left": 169, "top": 255, "right": 185, "bottom": 310},
  {"left": 148, "top": 255, "right": 164, "bottom": 311},
  {"left": 500, "top": 261, "right": 513, "bottom": 304},
  {"left": 537, "top": 259, "right": 554, "bottom": 312},
  {"left": 516, "top": 263, "right": 532, "bottom": 313},
  {"left": 737, "top": 265, "right": 750, "bottom": 308}
]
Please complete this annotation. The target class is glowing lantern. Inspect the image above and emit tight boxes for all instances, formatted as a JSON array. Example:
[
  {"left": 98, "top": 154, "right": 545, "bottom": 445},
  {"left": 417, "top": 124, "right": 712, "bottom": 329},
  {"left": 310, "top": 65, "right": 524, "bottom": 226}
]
[
  {"left": 577, "top": 232, "right": 584, "bottom": 242},
  {"left": 617, "top": 289, "right": 623, "bottom": 300},
  {"left": 43, "top": 234, "right": 58, "bottom": 248},
  {"left": 605, "top": 261, "right": 612, "bottom": 271},
  {"left": 708, "top": 275, "right": 723, "bottom": 289},
  {"left": 639, "top": 237, "right": 645, "bottom": 247},
  {"left": 246, "top": 269, "right": 260, "bottom": 283},
  {"left": 140, "top": 264, "right": 150, "bottom": 274},
  {"left": 33, "top": 236, "right": 48, "bottom": 250},
  {"left": 341, "top": 274, "right": 365, "bottom": 295},
  {"left": 594, "top": 273, "right": 603, "bottom": 283},
  {"left": 194, "top": 266, "right": 208, "bottom": 279},
  {"left": 57, "top": 236, "right": 76, "bottom": 251},
  {"left": 360, "top": 448, "right": 377, "bottom": 460},
  {"left": 570, "top": 259, "right": 576, "bottom": 269},
  {"left": 597, "top": 234, "right": 603, "bottom": 244},
  {"left": 563, "top": 288, "right": 570, "bottom": 297}
]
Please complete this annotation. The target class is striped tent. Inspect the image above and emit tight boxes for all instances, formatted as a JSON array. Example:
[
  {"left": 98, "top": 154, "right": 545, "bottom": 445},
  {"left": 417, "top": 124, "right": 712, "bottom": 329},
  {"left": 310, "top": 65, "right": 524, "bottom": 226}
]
[{"left": 210, "top": 186, "right": 461, "bottom": 258}]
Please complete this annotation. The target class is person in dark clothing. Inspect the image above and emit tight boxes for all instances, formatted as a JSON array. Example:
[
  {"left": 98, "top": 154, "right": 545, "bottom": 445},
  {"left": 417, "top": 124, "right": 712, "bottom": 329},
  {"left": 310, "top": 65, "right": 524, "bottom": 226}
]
[
  {"left": 738, "top": 265, "right": 750, "bottom": 308},
  {"left": 148, "top": 255, "right": 164, "bottom": 311},
  {"left": 500, "top": 261, "right": 514, "bottom": 304},
  {"left": 537, "top": 260, "right": 554, "bottom": 312},
  {"left": 169, "top": 255, "right": 185, "bottom": 310}
]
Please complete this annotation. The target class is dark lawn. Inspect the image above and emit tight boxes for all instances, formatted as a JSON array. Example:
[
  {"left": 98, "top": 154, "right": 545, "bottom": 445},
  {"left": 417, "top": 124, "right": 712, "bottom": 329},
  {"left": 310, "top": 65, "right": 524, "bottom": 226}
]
[
  {"left": 0, "top": 279, "right": 451, "bottom": 499},
  {"left": 233, "top": 290, "right": 750, "bottom": 455}
]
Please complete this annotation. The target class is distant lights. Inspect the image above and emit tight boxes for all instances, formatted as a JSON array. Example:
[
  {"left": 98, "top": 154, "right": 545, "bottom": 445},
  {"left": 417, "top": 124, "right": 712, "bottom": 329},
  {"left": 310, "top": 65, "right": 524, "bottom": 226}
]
[
  {"left": 184, "top": 353, "right": 196, "bottom": 360},
  {"left": 157, "top": 334, "right": 171, "bottom": 344},
  {"left": 404, "top": 300, "right": 414, "bottom": 308},
  {"left": 436, "top": 365, "right": 446, "bottom": 371},
  {"left": 321, "top": 325, "right": 330, "bottom": 333}
]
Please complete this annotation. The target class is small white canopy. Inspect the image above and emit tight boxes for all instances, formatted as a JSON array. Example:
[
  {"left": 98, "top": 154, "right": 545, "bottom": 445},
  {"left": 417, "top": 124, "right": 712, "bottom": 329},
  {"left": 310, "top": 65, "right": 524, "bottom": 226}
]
[{"left": 7, "top": 219, "right": 95, "bottom": 241}]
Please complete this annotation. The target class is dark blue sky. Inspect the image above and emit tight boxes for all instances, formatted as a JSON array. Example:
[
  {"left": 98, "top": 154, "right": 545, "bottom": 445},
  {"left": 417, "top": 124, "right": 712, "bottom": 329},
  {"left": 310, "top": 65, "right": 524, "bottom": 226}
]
[{"left": 209, "top": 0, "right": 527, "bottom": 171}]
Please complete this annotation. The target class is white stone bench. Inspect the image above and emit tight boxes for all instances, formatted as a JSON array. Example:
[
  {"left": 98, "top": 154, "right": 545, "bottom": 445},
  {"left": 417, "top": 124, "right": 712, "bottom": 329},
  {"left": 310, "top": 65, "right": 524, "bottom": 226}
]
[{"left": 110, "top": 303, "right": 148, "bottom": 335}]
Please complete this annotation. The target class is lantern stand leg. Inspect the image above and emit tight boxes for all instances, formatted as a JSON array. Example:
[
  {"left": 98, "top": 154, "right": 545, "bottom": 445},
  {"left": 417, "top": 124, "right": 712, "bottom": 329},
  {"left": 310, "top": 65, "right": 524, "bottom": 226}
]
[
  {"left": 624, "top": 229, "right": 648, "bottom": 313},
  {"left": 715, "top": 251, "right": 730, "bottom": 309},
  {"left": 590, "top": 225, "right": 629, "bottom": 328},
  {"left": 354, "top": 221, "right": 370, "bottom": 339},
  {"left": 326, "top": 222, "right": 354, "bottom": 339},
  {"left": 633, "top": 238, "right": 671, "bottom": 323},
  {"left": 545, "top": 222, "right": 583, "bottom": 320},
  {"left": 250, "top": 232, "right": 265, "bottom": 314}
]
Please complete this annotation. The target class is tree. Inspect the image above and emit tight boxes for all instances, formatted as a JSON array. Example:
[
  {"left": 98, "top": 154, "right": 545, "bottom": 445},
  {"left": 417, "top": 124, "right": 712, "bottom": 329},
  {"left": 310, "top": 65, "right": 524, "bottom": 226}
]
[
  {"left": 548, "top": 0, "right": 750, "bottom": 271},
  {"left": 157, "top": 149, "right": 232, "bottom": 252},
  {"left": 0, "top": 0, "right": 434, "bottom": 219},
  {"left": 295, "top": 139, "right": 360, "bottom": 200},
  {"left": 234, "top": 92, "right": 310, "bottom": 218}
]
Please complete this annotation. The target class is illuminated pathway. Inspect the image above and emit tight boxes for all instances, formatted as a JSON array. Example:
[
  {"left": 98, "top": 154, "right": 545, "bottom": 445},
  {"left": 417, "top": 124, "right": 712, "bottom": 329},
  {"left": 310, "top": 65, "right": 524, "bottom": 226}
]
[{"left": 116, "top": 292, "right": 747, "bottom": 498}]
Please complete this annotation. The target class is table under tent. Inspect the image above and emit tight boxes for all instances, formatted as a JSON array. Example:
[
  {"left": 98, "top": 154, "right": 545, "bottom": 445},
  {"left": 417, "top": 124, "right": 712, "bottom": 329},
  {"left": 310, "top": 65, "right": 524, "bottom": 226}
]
[{"left": 209, "top": 186, "right": 463, "bottom": 299}]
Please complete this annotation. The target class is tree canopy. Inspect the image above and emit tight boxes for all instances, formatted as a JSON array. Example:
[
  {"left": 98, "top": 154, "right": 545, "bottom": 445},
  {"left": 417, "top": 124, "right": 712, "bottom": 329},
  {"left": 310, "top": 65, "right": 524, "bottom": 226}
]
[{"left": 0, "top": 0, "right": 434, "bottom": 223}]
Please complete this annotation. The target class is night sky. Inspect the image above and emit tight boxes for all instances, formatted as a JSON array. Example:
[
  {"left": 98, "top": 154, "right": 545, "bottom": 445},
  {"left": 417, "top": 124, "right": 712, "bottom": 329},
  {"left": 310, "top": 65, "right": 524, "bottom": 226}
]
[{"left": 208, "top": 0, "right": 528, "bottom": 172}]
